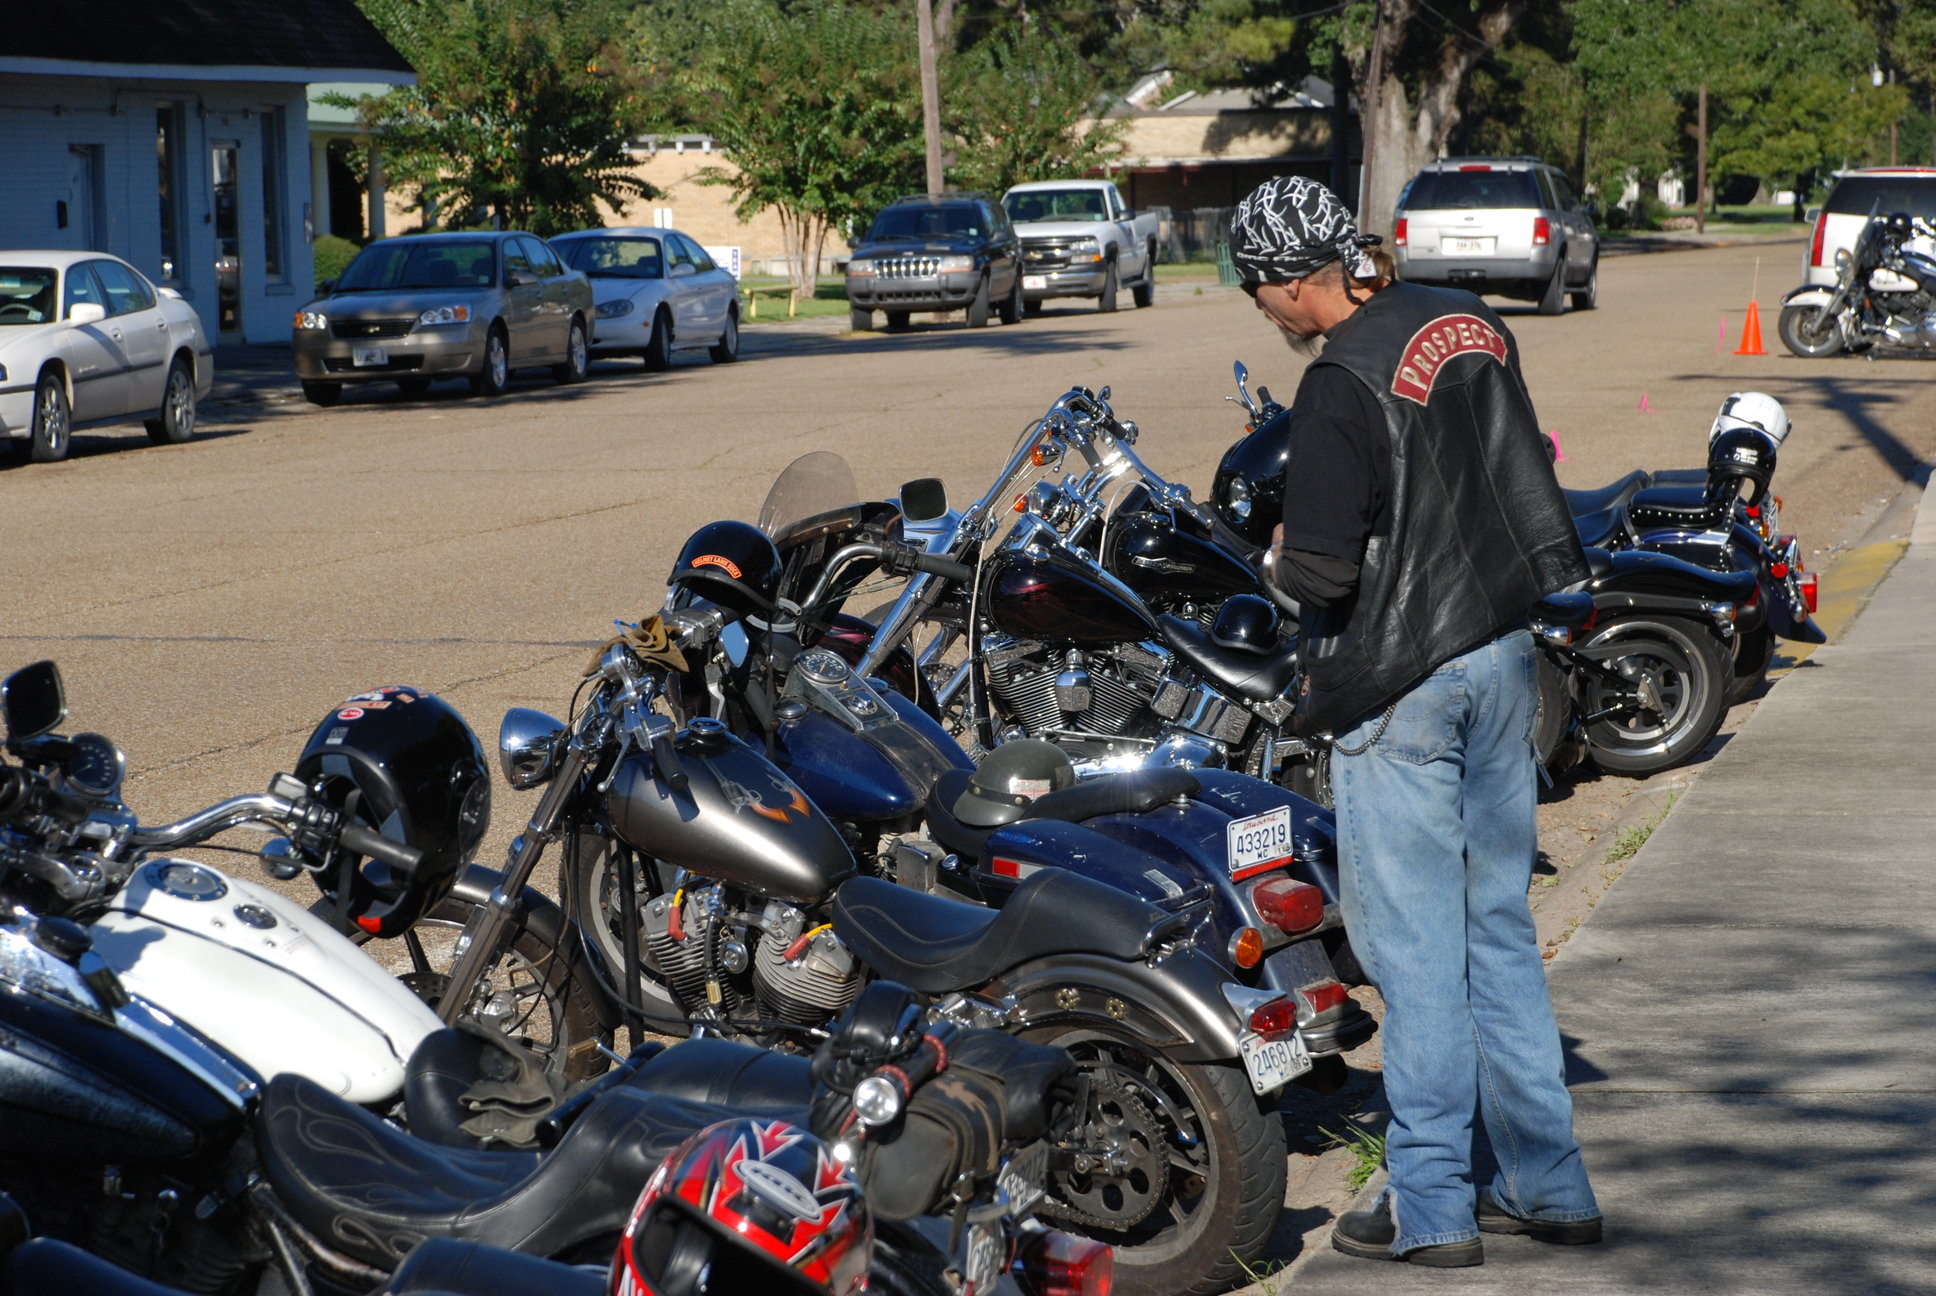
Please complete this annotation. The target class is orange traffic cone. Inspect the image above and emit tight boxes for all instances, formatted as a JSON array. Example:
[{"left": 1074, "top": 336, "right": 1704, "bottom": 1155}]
[{"left": 1734, "top": 301, "right": 1765, "bottom": 355}]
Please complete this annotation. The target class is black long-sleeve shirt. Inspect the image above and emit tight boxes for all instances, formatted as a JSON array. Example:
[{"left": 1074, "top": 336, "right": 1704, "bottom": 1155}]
[{"left": 1277, "top": 364, "right": 1390, "bottom": 608}]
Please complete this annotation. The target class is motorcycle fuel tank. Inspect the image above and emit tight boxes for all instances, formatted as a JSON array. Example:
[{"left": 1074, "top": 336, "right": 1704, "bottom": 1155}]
[
  {"left": 90, "top": 859, "right": 441, "bottom": 1104},
  {"left": 986, "top": 546, "right": 1160, "bottom": 645},
  {"left": 1108, "top": 511, "right": 1261, "bottom": 604},
  {"left": 606, "top": 732, "right": 856, "bottom": 904}
]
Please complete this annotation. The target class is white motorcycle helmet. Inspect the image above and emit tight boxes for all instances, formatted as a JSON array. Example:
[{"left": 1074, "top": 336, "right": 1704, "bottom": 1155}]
[{"left": 1708, "top": 391, "right": 1791, "bottom": 449}]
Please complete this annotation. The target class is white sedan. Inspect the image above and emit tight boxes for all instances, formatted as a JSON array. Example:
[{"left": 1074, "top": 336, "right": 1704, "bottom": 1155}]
[
  {"left": 0, "top": 251, "right": 213, "bottom": 463},
  {"left": 547, "top": 228, "right": 740, "bottom": 369}
]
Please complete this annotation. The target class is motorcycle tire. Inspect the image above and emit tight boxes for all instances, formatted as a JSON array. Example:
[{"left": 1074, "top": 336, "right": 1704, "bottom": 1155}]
[
  {"left": 1726, "top": 625, "right": 1775, "bottom": 707},
  {"left": 1574, "top": 614, "right": 1729, "bottom": 776},
  {"left": 1532, "top": 646, "right": 1573, "bottom": 770},
  {"left": 333, "top": 879, "right": 612, "bottom": 1087},
  {"left": 1778, "top": 304, "right": 1843, "bottom": 358},
  {"left": 564, "top": 830, "right": 693, "bottom": 1035},
  {"left": 1022, "top": 1026, "right": 1285, "bottom": 1296}
]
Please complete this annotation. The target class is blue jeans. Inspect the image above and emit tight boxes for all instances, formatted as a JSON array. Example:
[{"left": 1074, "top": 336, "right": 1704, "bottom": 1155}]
[{"left": 1331, "top": 629, "right": 1598, "bottom": 1254}]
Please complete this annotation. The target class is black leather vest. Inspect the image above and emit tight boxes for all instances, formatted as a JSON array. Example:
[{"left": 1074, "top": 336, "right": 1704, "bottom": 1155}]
[{"left": 1295, "top": 282, "right": 1589, "bottom": 734}]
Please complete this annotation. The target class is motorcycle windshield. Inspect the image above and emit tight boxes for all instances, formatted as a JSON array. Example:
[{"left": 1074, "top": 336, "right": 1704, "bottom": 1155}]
[{"left": 758, "top": 451, "right": 861, "bottom": 540}]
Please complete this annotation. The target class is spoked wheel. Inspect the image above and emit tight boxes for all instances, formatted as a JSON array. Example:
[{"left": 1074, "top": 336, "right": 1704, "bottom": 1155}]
[
  {"left": 1575, "top": 615, "right": 1729, "bottom": 775},
  {"left": 563, "top": 830, "right": 690, "bottom": 1033},
  {"left": 1281, "top": 744, "right": 1333, "bottom": 810},
  {"left": 1025, "top": 1027, "right": 1285, "bottom": 1296},
  {"left": 337, "top": 878, "right": 611, "bottom": 1086},
  {"left": 1777, "top": 304, "right": 1843, "bottom": 358}
]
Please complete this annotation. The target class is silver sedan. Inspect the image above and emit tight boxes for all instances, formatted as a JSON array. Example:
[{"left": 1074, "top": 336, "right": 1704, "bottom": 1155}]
[{"left": 547, "top": 228, "right": 741, "bottom": 369}]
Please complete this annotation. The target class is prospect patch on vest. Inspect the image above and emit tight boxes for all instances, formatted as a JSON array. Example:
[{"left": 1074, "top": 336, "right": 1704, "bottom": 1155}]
[{"left": 1390, "top": 314, "right": 1507, "bottom": 405}]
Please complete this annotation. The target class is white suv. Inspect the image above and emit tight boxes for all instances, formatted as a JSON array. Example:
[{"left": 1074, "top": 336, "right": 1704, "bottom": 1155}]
[
  {"left": 1801, "top": 167, "right": 1936, "bottom": 287},
  {"left": 1393, "top": 156, "right": 1599, "bottom": 315}
]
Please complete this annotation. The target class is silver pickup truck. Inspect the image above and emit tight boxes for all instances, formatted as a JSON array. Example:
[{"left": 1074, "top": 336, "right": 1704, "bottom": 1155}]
[{"left": 1001, "top": 180, "right": 1160, "bottom": 313}]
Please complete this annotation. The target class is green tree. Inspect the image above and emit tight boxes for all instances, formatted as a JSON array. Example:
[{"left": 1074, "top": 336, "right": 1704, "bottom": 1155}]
[
  {"left": 638, "top": 0, "right": 925, "bottom": 296},
  {"left": 944, "top": 31, "right": 1129, "bottom": 195},
  {"left": 347, "top": 0, "right": 652, "bottom": 235}
]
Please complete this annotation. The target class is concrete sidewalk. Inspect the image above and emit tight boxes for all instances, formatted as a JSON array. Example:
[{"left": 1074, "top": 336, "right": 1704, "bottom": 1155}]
[{"left": 1289, "top": 475, "right": 1936, "bottom": 1295}]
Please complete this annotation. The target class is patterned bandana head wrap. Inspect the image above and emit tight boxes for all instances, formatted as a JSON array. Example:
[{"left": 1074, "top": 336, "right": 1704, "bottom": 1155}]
[{"left": 1229, "top": 176, "right": 1378, "bottom": 284}]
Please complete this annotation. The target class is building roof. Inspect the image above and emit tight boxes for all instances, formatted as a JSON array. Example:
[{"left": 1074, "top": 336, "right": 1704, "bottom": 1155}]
[{"left": 0, "top": 0, "right": 413, "bottom": 83}]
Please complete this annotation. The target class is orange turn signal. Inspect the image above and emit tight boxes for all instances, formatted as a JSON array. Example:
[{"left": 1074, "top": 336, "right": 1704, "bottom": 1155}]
[{"left": 1230, "top": 927, "right": 1265, "bottom": 969}]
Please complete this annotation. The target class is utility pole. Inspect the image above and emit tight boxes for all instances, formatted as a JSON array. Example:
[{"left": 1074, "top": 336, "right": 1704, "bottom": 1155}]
[
  {"left": 1695, "top": 82, "right": 1707, "bottom": 235},
  {"left": 1358, "top": 0, "right": 1390, "bottom": 231},
  {"left": 916, "top": 0, "right": 944, "bottom": 194}
]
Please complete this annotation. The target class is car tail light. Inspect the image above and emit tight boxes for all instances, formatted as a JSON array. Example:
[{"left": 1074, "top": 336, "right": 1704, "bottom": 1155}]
[
  {"left": 1250, "top": 877, "right": 1324, "bottom": 934},
  {"left": 1230, "top": 927, "right": 1265, "bottom": 969},
  {"left": 1810, "top": 213, "right": 1827, "bottom": 267},
  {"left": 1800, "top": 572, "right": 1818, "bottom": 613},
  {"left": 1295, "top": 980, "right": 1349, "bottom": 1020},
  {"left": 1017, "top": 1230, "right": 1113, "bottom": 1296},
  {"left": 1394, "top": 217, "right": 1408, "bottom": 247},
  {"left": 1247, "top": 996, "right": 1298, "bottom": 1040},
  {"left": 1532, "top": 217, "right": 1551, "bottom": 246},
  {"left": 1458, "top": 164, "right": 1493, "bottom": 172}
]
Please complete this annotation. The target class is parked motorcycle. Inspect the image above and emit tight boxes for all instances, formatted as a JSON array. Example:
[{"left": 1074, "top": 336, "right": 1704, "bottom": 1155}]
[
  {"left": 444, "top": 616, "right": 1304, "bottom": 1296},
  {"left": 1779, "top": 208, "right": 1936, "bottom": 356}
]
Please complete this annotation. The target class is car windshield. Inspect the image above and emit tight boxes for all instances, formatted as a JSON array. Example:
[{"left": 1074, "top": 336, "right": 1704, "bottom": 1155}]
[
  {"left": 1004, "top": 190, "right": 1107, "bottom": 223},
  {"left": 556, "top": 236, "right": 664, "bottom": 279},
  {"left": 1825, "top": 176, "right": 1936, "bottom": 217},
  {"left": 1400, "top": 170, "right": 1541, "bottom": 211},
  {"left": 867, "top": 206, "right": 981, "bottom": 241},
  {"left": 0, "top": 267, "right": 59, "bottom": 325},
  {"left": 334, "top": 240, "right": 498, "bottom": 292}
]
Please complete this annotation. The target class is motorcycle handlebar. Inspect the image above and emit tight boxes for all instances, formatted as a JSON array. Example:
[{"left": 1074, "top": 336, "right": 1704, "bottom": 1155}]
[
  {"left": 337, "top": 820, "right": 424, "bottom": 873},
  {"left": 0, "top": 766, "right": 90, "bottom": 828}
]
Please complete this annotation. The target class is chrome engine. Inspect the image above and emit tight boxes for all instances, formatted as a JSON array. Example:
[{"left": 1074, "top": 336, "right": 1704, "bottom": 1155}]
[
  {"left": 980, "top": 633, "right": 1257, "bottom": 756},
  {"left": 639, "top": 888, "right": 859, "bottom": 1025}
]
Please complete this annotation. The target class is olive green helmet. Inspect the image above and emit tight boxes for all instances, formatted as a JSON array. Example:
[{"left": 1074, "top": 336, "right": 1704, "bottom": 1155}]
[{"left": 952, "top": 739, "right": 1076, "bottom": 828}]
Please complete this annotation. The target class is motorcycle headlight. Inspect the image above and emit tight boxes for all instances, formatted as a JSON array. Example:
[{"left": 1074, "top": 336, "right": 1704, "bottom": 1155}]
[
  {"left": 846, "top": 258, "right": 876, "bottom": 276},
  {"left": 937, "top": 255, "right": 975, "bottom": 273},
  {"left": 853, "top": 1075, "right": 903, "bottom": 1127},
  {"left": 1224, "top": 477, "right": 1253, "bottom": 523},
  {"left": 595, "top": 298, "right": 634, "bottom": 319},
  {"left": 294, "top": 310, "right": 328, "bottom": 330},
  {"left": 416, "top": 304, "right": 471, "bottom": 327}
]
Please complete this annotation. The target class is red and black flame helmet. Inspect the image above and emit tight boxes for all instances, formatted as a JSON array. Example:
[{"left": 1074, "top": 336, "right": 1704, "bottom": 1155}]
[
  {"left": 611, "top": 1118, "right": 870, "bottom": 1296},
  {"left": 294, "top": 687, "right": 489, "bottom": 938},
  {"left": 667, "top": 521, "right": 784, "bottom": 620}
]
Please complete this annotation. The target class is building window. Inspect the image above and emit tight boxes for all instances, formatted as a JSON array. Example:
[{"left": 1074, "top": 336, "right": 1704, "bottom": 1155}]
[
  {"left": 260, "top": 109, "right": 286, "bottom": 280},
  {"left": 157, "top": 104, "right": 185, "bottom": 283}
]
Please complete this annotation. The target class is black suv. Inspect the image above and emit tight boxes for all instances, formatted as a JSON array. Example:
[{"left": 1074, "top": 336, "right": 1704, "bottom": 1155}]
[{"left": 845, "top": 193, "right": 1024, "bottom": 330}]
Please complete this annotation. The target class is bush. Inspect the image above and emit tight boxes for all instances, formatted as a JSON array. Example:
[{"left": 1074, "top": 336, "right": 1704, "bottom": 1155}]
[
  {"left": 1631, "top": 193, "right": 1670, "bottom": 231},
  {"left": 312, "top": 234, "right": 362, "bottom": 292}
]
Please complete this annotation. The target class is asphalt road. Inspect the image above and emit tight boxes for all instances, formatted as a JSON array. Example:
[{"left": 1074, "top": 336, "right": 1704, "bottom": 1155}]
[{"left": 6, "top": 239, "right": 1935, "bottom": 887}]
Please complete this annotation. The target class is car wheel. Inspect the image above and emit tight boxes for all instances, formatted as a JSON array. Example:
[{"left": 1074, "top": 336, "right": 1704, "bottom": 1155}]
[
  {"left": 1536, "top": 253, "right": 1567, "bottom": 315},
  {"left": 553, "top": 316, "right": 589, "bottom": 384},
  {"left": 643, "top": 309, "right": 672, "bottom": 371},
  {"left": 708, "top": 308, "right": 740, "bottom": 363},
  {"left": 1097, "top": 259, "right": 1119, "bottom": 313},
  {"left": 1023, "top": 298, "right": 1044, "bottom": 317},
  {"left": 28, "top": 370, "right": 70, "bottom": 463},
  {"left": 1778, "top": 304, "right": 1843, "bottom": 358},
  {"left": 849, "top": 305, "right": 873, "bottom": 332},
  {"left": 1569, "top": 256, "right": 1598, "bottom": 311},
  {"left": 395, "top": 376, "right": 433, "bottom": 398},
  {"left": 144, "top": 356, "right": 197, "bottom": 445},
  {"left": 966, "top": 273, "right": 992, "bottom": 328},
  {"left": 471, "top": 325, "right": 511, "bottom": 397},
  {"left": 998, "top": 272, "right": 1023, "bottom": 325},
  {"left": 885, "top": 310, "right": 911, "bottom": 330},
  {"left": 1132, "top": 248, "right": 1157, "bottom": 308},
  {"left": 302, "top": 380, "right": 343, "bottom": 408}
]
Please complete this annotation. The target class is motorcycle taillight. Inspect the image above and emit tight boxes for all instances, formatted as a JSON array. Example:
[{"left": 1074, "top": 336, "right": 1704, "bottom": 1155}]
[
  {"left": 1800, "top": 572, "right": 1819, "bottom": 614},
  {"left": 1247, "top": 996, "right": 1298, "bottom": 1039},
  {"left": 1017, "top": 1230, "right": 1113, "bottom": 1296},
  {"left": 1810, "top": 214, "right": 1827, "bottom": 267},
  {"left": 1251, "top": 876, "right": 1324, "bottom": 934},
  {"left": 1295, "top": 980, "right": 1349, "bottom": 1021}
]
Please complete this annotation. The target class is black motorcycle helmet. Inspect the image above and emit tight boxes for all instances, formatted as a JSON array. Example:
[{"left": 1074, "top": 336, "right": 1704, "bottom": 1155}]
[
  {"left": 666, "top": 520, "right": 783, "bottom": 619},
  {"left": 295, "top": 687, "right": 490, "bottom": 938},
  {"left": 1212, "top": 409, "right": 1291, "bottom": 549},
  {"left": 1211, "top": 593, "right": 1280, "bottom": 654},
  {"left": 1707, "top": 426, "right": 1778, "bottom": 506},
  {"left": 952, "top": 739, "right": 1076, "bottom": 828},
  {"left": 1883, "top": 210, "right": 1915, "bottom": 241}
]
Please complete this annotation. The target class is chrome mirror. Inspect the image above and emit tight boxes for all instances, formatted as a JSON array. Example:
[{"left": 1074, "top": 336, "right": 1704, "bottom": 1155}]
[
  {"left": 2, "top": 660, "right": 65, "bottom": 742},
  {"left": 498, "top": 708, "right": 567, "bottom": 790}
]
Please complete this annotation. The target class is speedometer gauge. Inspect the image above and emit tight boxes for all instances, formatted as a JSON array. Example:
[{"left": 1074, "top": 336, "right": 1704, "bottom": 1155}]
[{"left": 65, "top": 732, "right": 126, "bottom": 798}]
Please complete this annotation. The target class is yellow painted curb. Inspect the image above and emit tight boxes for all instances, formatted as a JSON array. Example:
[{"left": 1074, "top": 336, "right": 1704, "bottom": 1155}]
[{"left": 1767, "top": 537, "right": 1909, "bottom": 677}]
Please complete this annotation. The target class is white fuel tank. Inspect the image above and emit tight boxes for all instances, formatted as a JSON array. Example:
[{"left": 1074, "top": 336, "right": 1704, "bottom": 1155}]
[{"left": 89, "top": 858, "right": 440, "bottom": 1104}]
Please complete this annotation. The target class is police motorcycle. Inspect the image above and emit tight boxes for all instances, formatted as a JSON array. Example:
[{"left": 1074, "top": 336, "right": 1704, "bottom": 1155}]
[
  {"left": 6, "top": 974, "right": 1102, "bottom": 1296},
  {"left": 1562, "top": 391, "right": 1823, "bottom": 708},
  {"left": 1778, "top": 208, "right": 1936, "bottom": 357}
]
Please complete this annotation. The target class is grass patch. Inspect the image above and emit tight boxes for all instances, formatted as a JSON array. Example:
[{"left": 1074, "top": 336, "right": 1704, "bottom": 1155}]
[
  {"left": 735, "top": 275, "right": 854, "bottom": 324},
  {"left": 1321, "top": 1122, "right": 1388, "bottom": 1194},
  {"left": 1603, "top": 792, "right": 1677, "bottom": 866},
  {"left": 1233, "top": 1254, "right": 1290, "bottom": 1293}
]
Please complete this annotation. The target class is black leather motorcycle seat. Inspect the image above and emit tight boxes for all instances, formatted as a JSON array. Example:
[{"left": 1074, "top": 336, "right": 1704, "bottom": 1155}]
[
  {"left": 1627, "top": 484, "right": 1730, "bottom": 532},
  {"left": 256, "top": 1072, "right": 738, "bottom": 1270},
  {"left": 617, "top": 1036, "right": 814, "bottom": 1110},
  {"left": 1572, "top": 507, "right": 1624, "bottom": 549},
  {"left": 1563, "top": 470, "right": 1651, "bottom": 518},
  {"left": 1650, "top": 467, "right": 1707, "bottom": 487},
  {"left": 1157, "top": 614, "right": 1299, "bottom": 703},
  {"left": 1580, "top": 546, "right": 1614, "bottom": 581},
  {"left": 403, "top": 1029, "right": 670, "bottom": 1150},
  {"left": 832, "top": 868, "right": 1162, "bottom": 994},
  {"left": 380, "top": 1238, "right": 603, "bottom": 1296}
]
